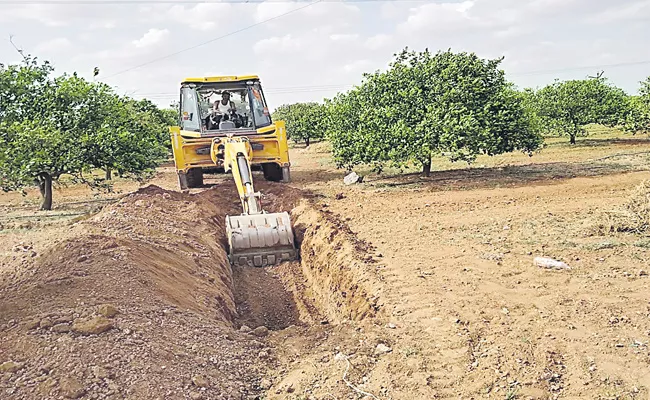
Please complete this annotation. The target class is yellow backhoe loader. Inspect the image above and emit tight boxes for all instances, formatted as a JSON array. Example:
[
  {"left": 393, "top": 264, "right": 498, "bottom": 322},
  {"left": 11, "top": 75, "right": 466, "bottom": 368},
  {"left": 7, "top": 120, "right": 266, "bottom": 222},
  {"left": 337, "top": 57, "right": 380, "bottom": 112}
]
[{"left": 169, "top": 75, "right": 297, "bottom": 267}]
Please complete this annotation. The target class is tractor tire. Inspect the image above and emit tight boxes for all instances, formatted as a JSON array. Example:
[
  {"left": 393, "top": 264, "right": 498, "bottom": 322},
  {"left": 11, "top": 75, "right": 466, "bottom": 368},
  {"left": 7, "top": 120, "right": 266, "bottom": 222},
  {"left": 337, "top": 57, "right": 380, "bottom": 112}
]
[
  {"left": 262, "top": 163, "right": 283, "bottom": 182},
  {"left": 186, "top": 168, "right": 204, "bottom": 188}
]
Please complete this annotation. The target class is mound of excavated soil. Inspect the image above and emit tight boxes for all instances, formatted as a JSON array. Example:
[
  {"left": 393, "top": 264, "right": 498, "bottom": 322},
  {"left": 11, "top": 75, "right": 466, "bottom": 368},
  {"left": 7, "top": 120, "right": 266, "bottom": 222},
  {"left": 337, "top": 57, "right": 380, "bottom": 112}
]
[
  {"left": 0, "top": 184, "right": 276, "bottom": 400},
  {"left": 0, "top": 179, "right": 387, "bottom": 400}
]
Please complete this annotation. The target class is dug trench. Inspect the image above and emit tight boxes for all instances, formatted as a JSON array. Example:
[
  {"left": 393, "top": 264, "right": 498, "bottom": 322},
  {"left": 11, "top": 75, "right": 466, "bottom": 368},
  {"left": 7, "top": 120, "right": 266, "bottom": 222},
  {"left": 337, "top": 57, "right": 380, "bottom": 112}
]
[{"left": 0, "top": 180, "right": 389, "bottom": 400}]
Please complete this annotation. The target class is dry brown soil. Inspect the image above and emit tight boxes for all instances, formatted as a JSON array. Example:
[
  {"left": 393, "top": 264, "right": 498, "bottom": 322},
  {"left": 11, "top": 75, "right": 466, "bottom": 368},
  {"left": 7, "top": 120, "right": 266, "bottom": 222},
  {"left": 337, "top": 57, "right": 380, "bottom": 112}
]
[{"left": 2, "top": 134, "right": 650, "bottom": 400}]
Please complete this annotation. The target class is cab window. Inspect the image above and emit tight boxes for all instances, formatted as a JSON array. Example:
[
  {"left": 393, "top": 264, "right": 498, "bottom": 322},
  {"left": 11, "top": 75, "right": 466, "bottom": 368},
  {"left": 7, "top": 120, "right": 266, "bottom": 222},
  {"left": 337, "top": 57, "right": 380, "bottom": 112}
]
[
  {"left": 180, "top": 86, "right": 201, "bottom": 132},
  {"left": 249, "top": 83, "right": 271, "bottom": 128}
]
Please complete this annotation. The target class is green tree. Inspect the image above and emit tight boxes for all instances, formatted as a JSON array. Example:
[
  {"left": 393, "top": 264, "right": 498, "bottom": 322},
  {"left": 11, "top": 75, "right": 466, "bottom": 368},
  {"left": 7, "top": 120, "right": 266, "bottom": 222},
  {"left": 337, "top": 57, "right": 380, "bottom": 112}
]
[
  {"left": 534, "top": 77, "right": 628, "bottom": 144},
  {"left": 325, "top": 48, "right": 542, "bottom": 175},
  {"left": 0, "top": 56, "right": 54, "bottom": 124},
  {"left": 0, "top": 121, "right": 81, "bottom": 210},
  {"left": 273, "top": 102, "right": 326, "bottom": 146},
  {"left": 624, "top": 77, "right": 650, "bottom": 134},
  {"left": 0, "top": 56, "right": 170, "bottom": 209}
]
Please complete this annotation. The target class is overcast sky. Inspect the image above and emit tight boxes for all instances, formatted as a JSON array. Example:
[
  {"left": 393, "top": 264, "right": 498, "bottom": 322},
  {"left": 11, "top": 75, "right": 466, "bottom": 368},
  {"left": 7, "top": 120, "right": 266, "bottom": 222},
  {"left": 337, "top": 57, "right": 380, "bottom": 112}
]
[{"left": 1, "top": 0, "right": 649, "bottom": 109}]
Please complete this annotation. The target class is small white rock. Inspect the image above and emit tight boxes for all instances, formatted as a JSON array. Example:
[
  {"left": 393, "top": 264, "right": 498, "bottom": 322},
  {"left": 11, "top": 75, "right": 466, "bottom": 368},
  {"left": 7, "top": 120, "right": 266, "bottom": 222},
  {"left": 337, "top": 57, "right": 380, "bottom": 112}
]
[
  {"left": 534, "top": 257, "right": 571, "bottom": 271},
  {"left": 344, "top": 172, "right": 362, "bottom": 185},
  {"left": 386, "top": 323, "right": 397, "bottom": 329},
  {"left": 375, "top": 343, "right": 392, "bottom": 355}
]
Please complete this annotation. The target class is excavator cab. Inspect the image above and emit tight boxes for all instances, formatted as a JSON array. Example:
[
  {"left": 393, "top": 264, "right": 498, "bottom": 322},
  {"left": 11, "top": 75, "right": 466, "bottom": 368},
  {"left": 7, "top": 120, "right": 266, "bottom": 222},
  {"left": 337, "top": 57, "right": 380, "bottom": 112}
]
[{"left": 169, "top": 76, "right": 297, "bottom": 267}]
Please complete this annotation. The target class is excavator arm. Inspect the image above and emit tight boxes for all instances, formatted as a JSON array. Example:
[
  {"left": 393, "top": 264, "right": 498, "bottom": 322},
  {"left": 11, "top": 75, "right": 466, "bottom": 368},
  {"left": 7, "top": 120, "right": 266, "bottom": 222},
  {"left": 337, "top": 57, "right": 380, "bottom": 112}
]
[
  {"left": 214, "top": 136, "right": 261, "bottom": 215},
  {"left": 211, "top": 135, "right": 297, "bottom": 267}
]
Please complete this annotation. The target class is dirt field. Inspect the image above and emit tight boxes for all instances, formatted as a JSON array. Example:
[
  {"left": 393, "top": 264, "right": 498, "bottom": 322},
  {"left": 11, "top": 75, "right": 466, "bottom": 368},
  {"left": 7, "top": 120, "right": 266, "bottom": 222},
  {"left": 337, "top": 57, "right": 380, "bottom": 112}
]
[{"left": 2, "top": 132, "right": 650, "bottom": 400}]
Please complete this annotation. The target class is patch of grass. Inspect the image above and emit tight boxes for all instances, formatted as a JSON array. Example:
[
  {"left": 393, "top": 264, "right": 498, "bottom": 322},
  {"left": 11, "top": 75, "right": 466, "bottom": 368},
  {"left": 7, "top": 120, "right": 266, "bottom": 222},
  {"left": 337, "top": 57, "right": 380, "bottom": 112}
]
[
  {"left": 633, "top": 239, "right": 650, "bottom": 249},
  {"left": 584, "top": 241, "right": 620, "bottom": 250},
  {"left": 401, "top": 346, "right": 421, "bottom": 358},
  {"left": 595, "top": 181, "right": 650, "bottom": 235},
  {"left": 557, "top": 238, "right": 580, "bottom": 249},
  {"left": 505, "top": 387, "right": 519, "bottom": 400},
  {"left": 624, "top": 181, "right": 650, "bottom": 233}
]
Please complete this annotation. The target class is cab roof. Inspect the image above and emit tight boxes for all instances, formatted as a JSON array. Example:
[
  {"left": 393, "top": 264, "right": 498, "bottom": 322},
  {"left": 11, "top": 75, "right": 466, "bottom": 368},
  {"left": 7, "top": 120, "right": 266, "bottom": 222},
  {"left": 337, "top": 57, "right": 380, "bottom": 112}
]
[{"left": 181, "top": 75, "right": 260, "bottom": 84}]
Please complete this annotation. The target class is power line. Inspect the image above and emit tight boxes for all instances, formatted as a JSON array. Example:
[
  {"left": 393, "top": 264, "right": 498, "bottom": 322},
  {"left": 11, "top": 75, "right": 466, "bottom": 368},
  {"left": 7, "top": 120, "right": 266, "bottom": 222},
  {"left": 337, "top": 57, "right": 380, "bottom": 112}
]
[
  {"left": 101, "top": 0, "right": 324, "bottom": 80},
  {"left": 0, "top": 0, "right": 430, "bottom": 3},
  {"left": 130, "top": 60, "right": 650, "bottom": 99}
]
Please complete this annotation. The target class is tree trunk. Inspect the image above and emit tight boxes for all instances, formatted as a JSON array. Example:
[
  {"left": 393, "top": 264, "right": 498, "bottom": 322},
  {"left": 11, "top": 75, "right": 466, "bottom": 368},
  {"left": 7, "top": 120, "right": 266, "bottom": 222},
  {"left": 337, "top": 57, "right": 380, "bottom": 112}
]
[
  {"left": 39, "top": 173, "right": 53, "bottom": 211},
  {"left": 38, "top": 179, "right": 46, "bottom": 198},
  {"left": 105, "top": 168, "right": 112, "bottom": 180},
  {"left": 305, "top": 137, "right": 310, "bottom": 147},
  {"left": 422, "top": 159, "right": 432, "bottom": 177},
  {"left": 570, "top": 122, "right": 579, "bottom": 145}
]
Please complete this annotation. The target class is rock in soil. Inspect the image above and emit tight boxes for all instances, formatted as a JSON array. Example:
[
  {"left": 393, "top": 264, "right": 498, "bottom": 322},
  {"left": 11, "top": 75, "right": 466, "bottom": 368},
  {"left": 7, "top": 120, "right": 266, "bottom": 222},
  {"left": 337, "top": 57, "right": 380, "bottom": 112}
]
[
  {"left": 97, "top": 304, "right": 119, "bottom": 318},
  {"left": 239, "top": 325, "right": 252, "bottom": 333},
  {"left": 72, "top": 316, "right": 114, "bottom": 335},
  {"left": 60, "top": 377, "right": 85, "bottom": 399},
  {"left": 192, "top": 375, "right": 210, "bottom": 388},
  {"left": 0, "top": 361, "right": 23, "bottom": 373},
  {"left": 375, "top": 343, "right": 392, "bottom": 355},
  {"left": 24, "top": 319, "right": 40, "bottom": 330},
  {"left": 39, "top": 317, "right": 54, "bottom": 329},
  {"left": 51, "top": 323, "right": 72, "bottom": 333},
  {"left": 533, "top": 257, "right": 571, "bottom": 271},
  {"left": 259, "top": 378, "right": 272, "bottom": 390},
  {"left": 252, "top": 326, "right": 269, "bottom": 337},
  {"left": 344, "top": 172, "right": 363, "bottom": 185},
  {"left": 91, "top": 365, "right": 112, "bottom": 379}
]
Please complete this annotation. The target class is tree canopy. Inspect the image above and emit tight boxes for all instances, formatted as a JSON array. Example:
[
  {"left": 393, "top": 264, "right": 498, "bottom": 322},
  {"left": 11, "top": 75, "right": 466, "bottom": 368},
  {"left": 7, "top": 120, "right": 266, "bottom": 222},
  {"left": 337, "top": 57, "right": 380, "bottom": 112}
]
[
  {"left": 0, "top": 56, "right": 170, "bottom": 210},
  {"left": 623, "top": 77, "right": 650, "bottom": 134},
  {"left": 324, "top": 48, "right": 542, "bottom": 175},
  {"left": 273, "top": 102, "right": 326, "bottom": 146},
  {"left": 532, "top": 77, "right": 628, "bottom": 144}
]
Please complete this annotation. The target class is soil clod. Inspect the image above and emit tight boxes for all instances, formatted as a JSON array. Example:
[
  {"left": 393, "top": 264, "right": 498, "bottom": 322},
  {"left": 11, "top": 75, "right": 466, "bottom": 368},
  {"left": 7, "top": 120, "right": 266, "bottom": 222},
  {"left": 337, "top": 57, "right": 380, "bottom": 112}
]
[
  {"left": 72, "top": 316, "right": 114, "bottom": 335},
  {"left": 59, "top": 377, "right": 85, "bottom": 399},
  {"left": 98, "top": 304, "right": 119, "bottom": 318}
]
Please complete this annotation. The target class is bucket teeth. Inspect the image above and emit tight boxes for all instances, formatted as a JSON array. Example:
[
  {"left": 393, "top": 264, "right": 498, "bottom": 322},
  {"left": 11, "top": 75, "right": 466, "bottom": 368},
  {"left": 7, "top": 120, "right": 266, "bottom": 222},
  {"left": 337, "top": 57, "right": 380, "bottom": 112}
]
[{"left": 226, "top": 212, "right": 297, "bottom": 267}]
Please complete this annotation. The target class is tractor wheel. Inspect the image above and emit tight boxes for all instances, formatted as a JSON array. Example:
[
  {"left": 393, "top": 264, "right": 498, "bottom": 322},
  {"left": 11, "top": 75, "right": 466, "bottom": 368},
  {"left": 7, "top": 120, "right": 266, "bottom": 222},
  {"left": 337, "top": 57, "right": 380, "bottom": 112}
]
[
  {"left": 262, "top": 163, "right": 283, "bottom": 182},
  {"left": 186, "top": 168, "right": 204, "bottom": 188}
]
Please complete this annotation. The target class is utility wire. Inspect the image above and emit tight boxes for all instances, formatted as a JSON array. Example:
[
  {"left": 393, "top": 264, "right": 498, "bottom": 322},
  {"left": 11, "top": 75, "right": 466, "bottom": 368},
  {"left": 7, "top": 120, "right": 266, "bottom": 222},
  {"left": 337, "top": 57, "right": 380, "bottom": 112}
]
[
  {"left": 101, "top": 0, "right": 323, "bottom": 80},
  {"left": 0, "top": 0, "right": 431, "bottom": 4},
  {"left": 123, "top": 59, "right": 650, "bottom": 100}
]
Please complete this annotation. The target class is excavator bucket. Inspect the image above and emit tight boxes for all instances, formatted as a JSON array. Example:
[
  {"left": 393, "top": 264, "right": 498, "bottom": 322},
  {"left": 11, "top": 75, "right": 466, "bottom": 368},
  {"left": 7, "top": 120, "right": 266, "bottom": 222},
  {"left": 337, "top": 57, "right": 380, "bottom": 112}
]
[{"left": 226, "top": 211, "right": 298, "bottom": 267}]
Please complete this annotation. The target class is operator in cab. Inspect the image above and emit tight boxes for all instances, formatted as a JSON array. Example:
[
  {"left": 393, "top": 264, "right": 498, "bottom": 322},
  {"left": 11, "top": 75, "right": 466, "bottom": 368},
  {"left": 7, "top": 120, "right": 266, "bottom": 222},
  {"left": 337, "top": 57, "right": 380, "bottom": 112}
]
[{"left": 213, "top": 91, "right": 236, "bottom": 115}]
